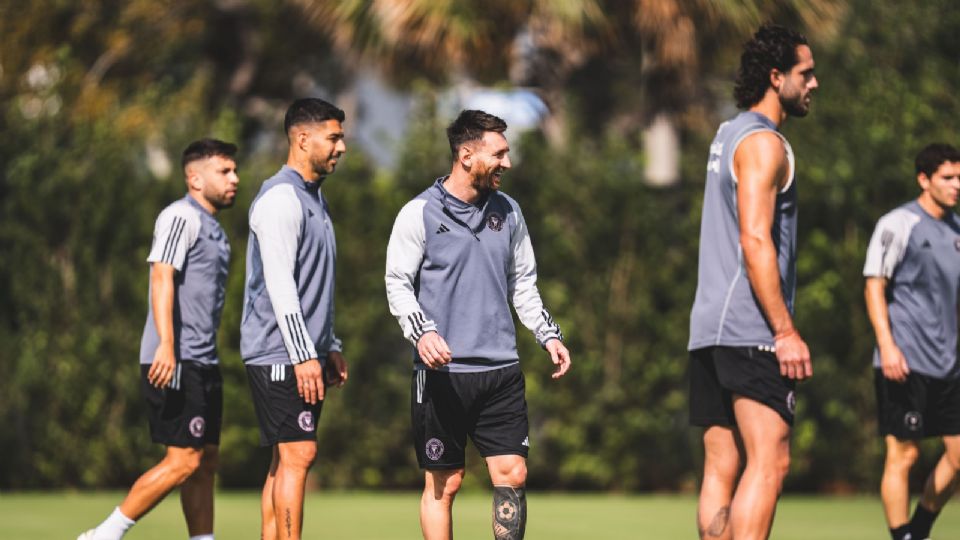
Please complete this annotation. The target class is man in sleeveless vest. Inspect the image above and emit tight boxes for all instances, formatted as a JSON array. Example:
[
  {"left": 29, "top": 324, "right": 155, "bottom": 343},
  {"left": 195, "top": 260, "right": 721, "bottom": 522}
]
[
  {"left": 79, "top": 139, "right": 239, "bottom": 540},
  {"left": 864, "top": 143, "right": 960, "bottom": 540},
  {"left": 385, "top": 110, "right": 570, "bottom": 540},
  {"left": 688, "top": 25, "right": 818, "bottom": 540},
  {"left": 241, "top": 98, "right": 349, "bottom": 540}
]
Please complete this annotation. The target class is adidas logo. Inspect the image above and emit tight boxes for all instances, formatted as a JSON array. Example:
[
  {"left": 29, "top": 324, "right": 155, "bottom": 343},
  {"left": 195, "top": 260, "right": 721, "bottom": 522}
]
[
  {"left": 521, "top": 436, "right": 529, "bottom": 447},
  {"left": 436, "top": 223, "right": 450, "bottom": 234},
  {"left": 921, "top": 239, "right": 931, "bottom": 248}
]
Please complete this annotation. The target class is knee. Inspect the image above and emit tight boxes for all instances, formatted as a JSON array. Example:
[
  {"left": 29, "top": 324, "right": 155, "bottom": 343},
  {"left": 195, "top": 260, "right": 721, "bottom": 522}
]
[
  {"left": 197, "top": 448, "right": 219, "bottom": 477},
  {"left": 169, "top": 448, "right": 203, "bottom": 482},
  {"left": 887, "top": 443, "right": 920, "bottom": 470},
  {"left": 426, "top": 470, "right": 465, "bottom": 503},
  {"left": 279, "top": 443, "right": 317, "bottom": 470},
  {"left": 704, "top": 450, "right": 741, "bottom": 482},
  {"left": 496, "top": 460, "right": 527, "bottom": 487}
]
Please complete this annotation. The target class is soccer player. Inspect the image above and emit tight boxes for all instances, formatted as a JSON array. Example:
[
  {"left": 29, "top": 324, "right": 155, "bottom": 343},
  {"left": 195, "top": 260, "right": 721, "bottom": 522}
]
[
  {"left": 687, "top": 24, "right": 818, "bottom": 540},
  {"left": 240, "top": 98, "right": 349, "bottom": 540},
  {"left": 864, "top": 143, "right": 960, "bottom": 540},
  {"left": 385, "top": 109, "right": 571, "bottom": 540},
  {"left": 78, "top": 139, "right": 239, "bottom": 540}
]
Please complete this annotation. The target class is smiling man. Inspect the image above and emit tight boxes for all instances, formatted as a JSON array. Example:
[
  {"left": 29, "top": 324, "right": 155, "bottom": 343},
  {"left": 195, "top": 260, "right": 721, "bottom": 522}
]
[
  {"left": 385, "top": 109, "right": 571, "bottom": 540},
  {"left": 79, "top": 139, "right": 239, "bottom": 540},
  {"left": 241, "top": 98, "right": 349, "bottom": 540},
  {"left": 864, "top": 143, "right": 960, "bottom": 540}
]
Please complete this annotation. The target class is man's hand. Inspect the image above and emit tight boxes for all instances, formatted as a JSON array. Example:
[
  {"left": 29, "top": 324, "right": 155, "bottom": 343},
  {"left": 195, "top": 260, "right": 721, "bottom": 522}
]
[
  {"left": 774, "top": 329, "right": 812, "bottom": 380},
  {"left": 294, "top": 359, "right": 324, "bottom": 404},
  {"left": 545, "top": 339, "right": 571, "bottom": 379},
  {"left": 324, "top": 351, "right": 349, "bottom": 388},
  {"left": 417, "top": 331, "right": 452, "bottom": 369},
  {"left": 148, "top": 342, "right": 177, "bottom": 388},
  {"left": 879, "top": 343, "right": 910, "bottom": 383}
]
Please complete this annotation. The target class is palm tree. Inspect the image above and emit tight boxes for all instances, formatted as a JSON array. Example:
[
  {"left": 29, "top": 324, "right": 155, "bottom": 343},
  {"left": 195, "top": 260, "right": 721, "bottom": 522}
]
[{"left": 294, "top": 0, "right": 846, "bottom": 186}]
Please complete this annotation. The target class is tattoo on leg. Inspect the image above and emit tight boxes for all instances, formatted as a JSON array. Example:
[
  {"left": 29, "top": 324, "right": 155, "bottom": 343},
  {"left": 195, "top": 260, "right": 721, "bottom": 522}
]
[
  {"left": 492, "top": 485, "right": 527, "bottom": 540},
  {"left": 699, "top": 506, "right": 729, "bottom": 538},
  {"left": 285, "top": 508, "right": 292, "bottom": 538}
]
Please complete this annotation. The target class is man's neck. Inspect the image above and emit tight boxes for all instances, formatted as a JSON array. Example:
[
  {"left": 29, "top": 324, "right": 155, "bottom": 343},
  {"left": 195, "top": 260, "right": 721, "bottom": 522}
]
[
  {"left": 443, "top": 169, "right": 481, "bottom": 204},
  {"left": 917, "top": 194, "right": 947, "bottom": 220},
  {"left": 749, "top": 93, "right": 785, "bottom": 129},
  {"left": 188, "top": 191, "right": 216, "bottom": 215},
  {"left": 287, "top": 154, "right": 321, "bottom": 184}
]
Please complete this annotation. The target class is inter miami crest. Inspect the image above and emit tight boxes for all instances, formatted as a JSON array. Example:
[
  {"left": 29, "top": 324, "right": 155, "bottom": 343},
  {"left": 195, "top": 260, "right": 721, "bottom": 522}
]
[
  {"left": 298, "top": 411, "right": 315, "bottom": 432},
  {"left": 486, "top": 212, "right": 504, "bottom": 232},
  {"left": 904, "top": 411, "right": 922, "bottom": 432},
  {"left": 425, "top": 438, "right": 445, "bottom": 461},
  {"left": 189, "top": 416, "right": 206, "bottom": 438}
]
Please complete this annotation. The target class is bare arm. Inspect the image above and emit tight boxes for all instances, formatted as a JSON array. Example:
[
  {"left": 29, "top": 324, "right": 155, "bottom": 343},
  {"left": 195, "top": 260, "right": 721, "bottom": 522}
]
[
  {"left": 864, "top": 277, "right": 909, "bottom": 382},
  {"left": 147, "top": 262, "right": 177, "bottom": 387},
  {"left": 735, "top": 131, "right": 811, "bottom": 380}
]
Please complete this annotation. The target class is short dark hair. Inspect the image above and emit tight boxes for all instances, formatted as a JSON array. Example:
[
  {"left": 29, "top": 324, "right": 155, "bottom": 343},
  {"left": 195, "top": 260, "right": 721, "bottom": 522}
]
[
  {"left": 446, "top": 110, "right": 508, "bottom": 158},
  {"left": 181, "top": 138, "right": 237, "bottom": 170},
  {"left": 734, "top": 24, "right": 808, "bottom": 109},
  {"left": 284, "top": 98, "right": 345, "bottom": 134},
  {"left": 915, "top": 143, "right": 960, "bottom": 177}
]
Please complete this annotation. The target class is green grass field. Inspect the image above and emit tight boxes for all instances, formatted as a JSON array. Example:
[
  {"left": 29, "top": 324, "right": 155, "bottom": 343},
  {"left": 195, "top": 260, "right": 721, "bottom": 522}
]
[{"left": 2, "top": 491, "right": 958, "bottom": 539}]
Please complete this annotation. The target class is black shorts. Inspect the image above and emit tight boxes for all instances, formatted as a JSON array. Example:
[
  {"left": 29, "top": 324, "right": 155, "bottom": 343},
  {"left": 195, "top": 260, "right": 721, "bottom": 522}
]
[
  {"left": 875, "top": 369, "right": 960, "bottom": 440},
  {"left": 141, "top": 362, "right": 223, "bottom": 448},
  {"left": 246, "top": 364, "right": 323, "bottom": 447},
  {"left": 411, "top": 363, "right": 529, "bottom": 469},
  {"left": 689, "top": 346, "right": 797, "bottom": 427}
]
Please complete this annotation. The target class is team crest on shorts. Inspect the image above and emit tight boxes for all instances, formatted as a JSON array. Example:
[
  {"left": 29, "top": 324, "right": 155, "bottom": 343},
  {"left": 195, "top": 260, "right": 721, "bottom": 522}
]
[
  {"left": 189, "top": 416, "right": 206, "bottom": 438},
  {"left": 904, "top": 411, "right": 923, "bottom": 432},
  {"left": 298, "top": 411, "right": 315, "bottom": 432},
  {"left": 486, "top": 212, "right": 504, "bottom": 232},
  {"left": 785, "top": 391, "right": 797, "bottom": 415},
  {"left": 425, "top": 438, "right": 445, "bottom": 461}
]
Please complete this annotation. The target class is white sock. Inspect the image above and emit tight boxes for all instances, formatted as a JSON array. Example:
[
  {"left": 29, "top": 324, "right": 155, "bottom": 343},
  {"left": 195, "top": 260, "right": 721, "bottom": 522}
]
[
  {"left": 188, "top": 535, "right": 214, "bottom": 540},
  {"left": 94, "top": 507, "right": 135, "bottom": 539}
]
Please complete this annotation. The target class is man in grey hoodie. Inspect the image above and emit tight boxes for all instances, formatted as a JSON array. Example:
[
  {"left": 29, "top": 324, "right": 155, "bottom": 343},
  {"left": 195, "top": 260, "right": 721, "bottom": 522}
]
[
  {"left": 241, "top": 98, "right": 349, "bottom": 540},
  {"left": 386, "top": 109, "right": 571, "bottom": 540}
]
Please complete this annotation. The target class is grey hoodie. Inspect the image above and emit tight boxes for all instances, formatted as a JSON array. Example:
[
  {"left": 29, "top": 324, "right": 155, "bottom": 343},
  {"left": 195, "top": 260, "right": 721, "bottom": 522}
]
[{"left": 386, "top": 178, "right": 562, "bottom": 373}]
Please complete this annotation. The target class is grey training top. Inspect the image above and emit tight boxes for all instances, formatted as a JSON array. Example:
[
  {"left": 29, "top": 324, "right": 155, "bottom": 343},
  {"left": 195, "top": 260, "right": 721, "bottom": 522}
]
[
  {"left": 241, "top": 166, "right": 342, "bottom": 366},
  {"left": 864, "top": 200, "right": 960, "bottom": 379},
  {"left": 688, "top": 111, "right": 798, "bottom": 350},
  {"left": 385, "top": 178, "right": 563, "bottom": 373},
  {"left": 140, "top": 195, "right": 230, "bottom": 365}
]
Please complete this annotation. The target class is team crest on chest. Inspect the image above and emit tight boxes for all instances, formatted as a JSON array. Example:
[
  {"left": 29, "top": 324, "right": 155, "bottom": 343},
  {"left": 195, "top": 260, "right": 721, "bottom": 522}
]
[{"left": 486, "top": 212, "right": 504, "bottom": 232}]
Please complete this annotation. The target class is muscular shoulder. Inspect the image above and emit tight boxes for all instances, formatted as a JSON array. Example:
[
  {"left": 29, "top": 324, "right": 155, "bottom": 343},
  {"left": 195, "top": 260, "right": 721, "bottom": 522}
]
[{"left": 733, "top": 130, "right": 789, "bottom": 188}]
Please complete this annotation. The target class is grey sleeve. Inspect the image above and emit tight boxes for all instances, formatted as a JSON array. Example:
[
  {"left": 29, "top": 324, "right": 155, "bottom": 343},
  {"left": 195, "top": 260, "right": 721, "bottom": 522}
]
[
  {"left": 863, "top": 209, "right": 920, "bottom": 278},
  {"left": 507, "top": 201, "right": 563, "bottom": 347},
  {"left": 385, "top": 199, "right": 437, "bottom": 346},
  {"left": 146, "top": 202, "right": 201, "bottom": 271},
  {"left": 250, "top": 185, "right": 317, "bottom": 363}
]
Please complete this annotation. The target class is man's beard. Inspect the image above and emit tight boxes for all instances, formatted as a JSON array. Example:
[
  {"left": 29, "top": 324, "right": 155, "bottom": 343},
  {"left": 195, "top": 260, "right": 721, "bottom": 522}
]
[
  {"left": 780, "top": 88, "right": 810, "bottom": 118},
  {"left": 471, "top": 164, "right": 501, "bottom": 193}
]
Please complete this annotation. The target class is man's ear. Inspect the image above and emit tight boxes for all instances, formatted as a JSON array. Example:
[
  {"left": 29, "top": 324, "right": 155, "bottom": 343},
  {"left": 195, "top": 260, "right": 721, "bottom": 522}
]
[
  {"left": 769, "top": 68, "right": 784, "bottom": 92},
  {"left": 184, "top": 165, "right": 202, "bottom": 191},
  {"left": 917, "top": 172, "right": 930, "bottom": 191},
  {"left": 457, "top": 144, "right": 473, "bottom": 169}
]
